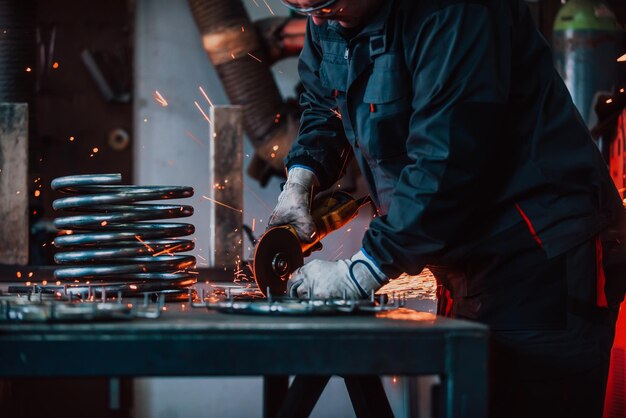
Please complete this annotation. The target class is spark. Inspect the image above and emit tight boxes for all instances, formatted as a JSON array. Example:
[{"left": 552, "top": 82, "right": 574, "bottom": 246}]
[
  {"left": 143, "top": 118, "right": 148, "bottom": 123},
  {"left": 272, "top": 144, "right": 279, "bottom": 151},
  {"left": 34, "top": 190, "right": 41, "bottom": 197},
  {"left": 244, "top": 183, "right": 274, "bottom": 212},
  {"left": 100, "top": 221, "right": 107, "bottom": 226},
  {"left": 16, "top": 272, "right": 21, "bottom": 278},
  {"left": 52, "top": 62, "right": 59, "bottom": 69},
  {"left": 134, "top": 235, "right": 154, "bottom": 252},
  {"left": 197, "top": 254, "right": 207, "bottom": 262},
  {"left": 25, "top": 67, "right": 32, "bottom": 72},
  {"left": 199, "top": 86, "right": 214, "bottom": 107},
  {"left": 329, "top": 146, "right": 352, "bottom": 201},
  {"left": 55, "top": 281, "right": 61, "bottom": 285},
  {"left": 392, "top": 377, "right": 397, "bottom": 384},
  {"left": 330, "top": 108, "right": 342, "bottom": 119},
  {"left": 130, "top": 284, "right": 138, "bottom": 290},
  {"left": 194, "top": 101, "right": 213, "bottom": 125},
  {"left": 184, "top": 130, "right": 206, "bottom": 147},
  {"left": 153, "top": 90, "right": 169, "bottom": 107},
  {"left": 202, "top": 195, "right": 243, "bottom": 213},
  {"left": 42, "top": 280, "right": 48, "bottom": 286},
  {"left": 621, "top": 88, "right": 625, "bottom": 93},
  {"left": 241, "top": 26, "right": 245, "bottom": 32},
  {"left": 261, "top": 0, "right": 275, "bottom": 15},
  {"left": 606, "top": 98, "right": 613, "bottom": 104},
  {"left": 251, "top": 0, "right": 259, "bottom": 6},
  {"left": 28, "top": 272, "right": 33, "bottom": 278},
  {"left": 252, "top": 218, "right": 256, "bottom": 232},
  {"left": 247, "top": 52, "right": 263, "bottom": 63},
  {"left": 231, "top": 53, "right": 236, "bottom": 59},
  {"left": 618, "top": 53, "right": 626, "bottom": 62},
  {"left": 92, "top": 147, "right": 99, "bottom": 153},
  {"left": 152, "top": 244, "right": 183, "bottom": 257},
  {"left": 69, "top": 136, "right": 75, "bottom": 141},
  {"left": 331, "top": 243, "right": 345, "bottom": 260}
]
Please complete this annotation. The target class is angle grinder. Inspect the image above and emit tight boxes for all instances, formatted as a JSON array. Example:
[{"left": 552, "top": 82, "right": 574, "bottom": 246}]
[{"left": 252, "top": 191, "right": 371, "bottom": 296}]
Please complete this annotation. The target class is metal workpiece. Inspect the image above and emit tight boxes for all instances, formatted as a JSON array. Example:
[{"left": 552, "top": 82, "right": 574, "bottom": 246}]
[
  {"left": 188, "top": 286, "right": 406, "bottom": 316},
  {"left": 50, "top": 174, "right": 197, "bottom": 299},
  {"left": 0, "top": 285, "right": 166, "bottom": 322},
  {"left": 208, "top": 106, "right": 243, "bottom": 270}
]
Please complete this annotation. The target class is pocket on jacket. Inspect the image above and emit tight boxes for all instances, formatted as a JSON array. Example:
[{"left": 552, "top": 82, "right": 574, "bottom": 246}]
[{"left": 362, "top": 68, "right": 410, "bottom": 159}]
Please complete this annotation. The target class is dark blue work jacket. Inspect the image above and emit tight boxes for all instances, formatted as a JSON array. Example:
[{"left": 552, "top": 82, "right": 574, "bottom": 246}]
[{"left": 285, "top": 0, "right": 623, "bottom": 278}]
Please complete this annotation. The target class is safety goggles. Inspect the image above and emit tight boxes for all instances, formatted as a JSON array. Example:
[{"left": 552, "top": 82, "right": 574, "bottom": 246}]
[{"left": 279, "top": 0, "right": 341, "bottom": 17}]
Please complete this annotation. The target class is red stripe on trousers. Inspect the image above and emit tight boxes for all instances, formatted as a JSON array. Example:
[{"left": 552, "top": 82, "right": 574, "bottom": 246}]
[
  {"left": 514, "top": 203, "right": 544, "bottom": 250},
  {"left": 596, "top": 236, "right": 608, "bottom": 308}
]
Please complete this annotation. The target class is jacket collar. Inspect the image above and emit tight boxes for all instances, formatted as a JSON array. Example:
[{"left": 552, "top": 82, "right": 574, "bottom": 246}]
[{"left": 326, "top": 0, "right": 394, "bottom": 40}]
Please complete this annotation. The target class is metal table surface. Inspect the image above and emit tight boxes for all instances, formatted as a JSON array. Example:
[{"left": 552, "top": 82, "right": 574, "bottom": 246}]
[{"left": 0, "top": 307, "right": 488, "bottom": 417}]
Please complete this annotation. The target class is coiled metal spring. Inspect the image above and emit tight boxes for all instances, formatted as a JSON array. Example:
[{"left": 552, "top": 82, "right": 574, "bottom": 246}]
[{"left": 51, "top": 174, "right": 197, "bottom": 300}]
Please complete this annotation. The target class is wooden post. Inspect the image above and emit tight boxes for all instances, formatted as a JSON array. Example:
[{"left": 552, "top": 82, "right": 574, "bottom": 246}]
[
  {"left": 208, "top": 105, "right": 243, "bottom": 270},
  {"left": 0, "top": 103, "right": 29, "bottom": 265}
]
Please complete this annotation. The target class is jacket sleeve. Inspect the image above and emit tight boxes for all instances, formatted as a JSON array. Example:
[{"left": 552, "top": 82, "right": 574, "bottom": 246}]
[
  {"left": 284, "top": 19, "right": 353, "bottom": 190},
  {"left": 362, "top": 2, "right": 512, "bottom": 278}
]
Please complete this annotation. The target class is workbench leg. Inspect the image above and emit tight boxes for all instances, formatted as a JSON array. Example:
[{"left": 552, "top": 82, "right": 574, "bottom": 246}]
[
  {"left": 263, "top": 375, "right": 289, "bottom": 418},
  {"left": 442, "top": 335, "right": 488, "bottom": 418},
  {"left": 275, "top": 375, "right": 330, "bottom": 418},
  {"left": 344, "top": 376, "right": 394, "bottom": 418}
]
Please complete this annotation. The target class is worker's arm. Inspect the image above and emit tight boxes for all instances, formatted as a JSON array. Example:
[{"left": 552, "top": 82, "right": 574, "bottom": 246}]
[
  {"left": 363, "top": 2, "right": 512, "bottom": 278},
  {"left": 284, "top": 19, "right": 353, "bottom": 190}
]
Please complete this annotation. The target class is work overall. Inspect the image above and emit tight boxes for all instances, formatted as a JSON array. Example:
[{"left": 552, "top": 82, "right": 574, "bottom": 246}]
[{"left": 285, "top": 0, "right": 624, "bottom": 416}]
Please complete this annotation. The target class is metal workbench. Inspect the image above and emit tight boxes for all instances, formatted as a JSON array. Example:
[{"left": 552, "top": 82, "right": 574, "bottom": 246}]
[{"left": 0, "top": 307, "right": 488, "bottom": 418}]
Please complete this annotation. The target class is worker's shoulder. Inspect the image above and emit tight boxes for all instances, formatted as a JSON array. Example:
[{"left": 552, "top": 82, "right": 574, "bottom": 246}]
[{"left": 396, "top": 0, "right": 500, "bottom": 18}]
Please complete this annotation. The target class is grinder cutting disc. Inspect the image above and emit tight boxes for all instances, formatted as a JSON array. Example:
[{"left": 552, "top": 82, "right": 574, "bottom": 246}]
[{"left": 253, "top": 226, "right": 304, "bottom": 296}]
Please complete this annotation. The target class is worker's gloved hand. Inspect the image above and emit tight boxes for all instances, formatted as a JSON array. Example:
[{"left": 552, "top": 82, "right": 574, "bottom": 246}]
[
  {"left": 287, "top": 249, "right": 388, "bottom": 299},
  {"left": 268, "top": 167, "right": 319, "bottom": 243}
]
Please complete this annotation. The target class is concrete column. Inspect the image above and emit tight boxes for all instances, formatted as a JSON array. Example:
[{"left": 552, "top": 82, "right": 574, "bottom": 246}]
[{"left": 0, "top": 103, "right": 28, "bottom": 265}]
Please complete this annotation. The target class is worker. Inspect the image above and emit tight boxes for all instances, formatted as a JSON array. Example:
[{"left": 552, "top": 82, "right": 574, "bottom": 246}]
[{"left": 268, "top": 0, "right": 624, "bottom": 417}]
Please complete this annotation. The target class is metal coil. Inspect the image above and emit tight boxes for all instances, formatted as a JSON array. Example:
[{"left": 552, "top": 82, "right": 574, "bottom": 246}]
[{"left": 51, "top": 174, "right": 197, "bottom": 300}]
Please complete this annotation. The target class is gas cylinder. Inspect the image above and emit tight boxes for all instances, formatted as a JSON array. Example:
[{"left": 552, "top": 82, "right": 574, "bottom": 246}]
[{"left": 553, "top": 0, "right": 623, "bottom": 128}]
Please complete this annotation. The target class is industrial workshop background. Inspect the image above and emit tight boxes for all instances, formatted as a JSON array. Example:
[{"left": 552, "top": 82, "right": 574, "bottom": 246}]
[{"left": 0, "top": 0, "right": 625, "bottom": 417}]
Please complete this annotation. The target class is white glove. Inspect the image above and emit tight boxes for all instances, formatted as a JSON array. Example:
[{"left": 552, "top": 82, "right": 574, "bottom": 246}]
[
  {"left": 287, "top": 249, "right": 388, "bottom": 299},
  {"left": 268, "top": 166, "right": 319, "bottom": 243}
]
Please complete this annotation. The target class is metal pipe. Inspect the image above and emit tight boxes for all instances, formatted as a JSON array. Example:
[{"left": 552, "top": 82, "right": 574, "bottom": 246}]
[{"left": 188, "top": 0, "right": 300, "bottom": 185}]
